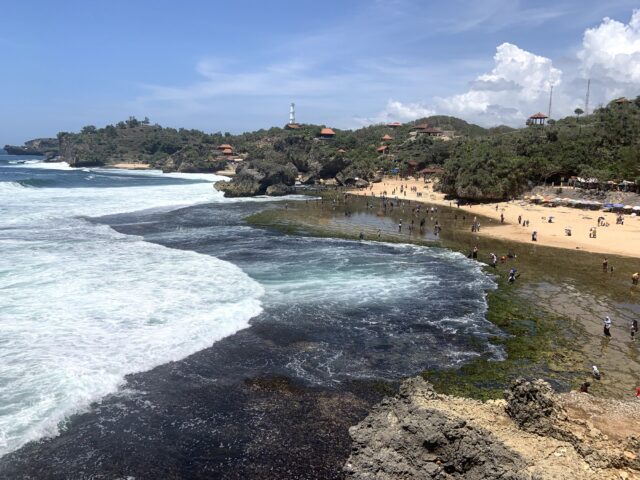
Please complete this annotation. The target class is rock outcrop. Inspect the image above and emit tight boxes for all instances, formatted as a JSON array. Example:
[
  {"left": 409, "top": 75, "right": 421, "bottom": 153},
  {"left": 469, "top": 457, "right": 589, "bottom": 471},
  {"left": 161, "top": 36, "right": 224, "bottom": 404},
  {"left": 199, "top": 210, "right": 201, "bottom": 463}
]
[
  {"left": 344, "top": 377, "right": 640, "bottom": 479},
  {"left": 215, "top": 161, "right": 297, "bottom": 197},
  {"left": 4, "top": 138, "right": 59, "bottom": 158}
]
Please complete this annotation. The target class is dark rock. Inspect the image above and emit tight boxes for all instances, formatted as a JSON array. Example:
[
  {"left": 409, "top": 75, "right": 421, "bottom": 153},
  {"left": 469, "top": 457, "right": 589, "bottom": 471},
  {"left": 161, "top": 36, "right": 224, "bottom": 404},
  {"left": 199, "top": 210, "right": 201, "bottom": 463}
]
[
  {"left": 215, "top": 168, "right": 264, "bottom": 197},
  {"left": 4, "top": 138, "right": 59, "bottom": 157},
  {"left": 217, "top": 160, "right": 297, "bottom": 197},
  {"left": 345, "top": 377, "right": 529, "bottom": 479},
  {"left": 265, "top": 183, "right": 295, "bottom": 196},
  {"left": 504, "top": 378, "right": 565, "bottom": 437},
  {"left": 318, "top": 155, "right": 349, "bottom": 179}
]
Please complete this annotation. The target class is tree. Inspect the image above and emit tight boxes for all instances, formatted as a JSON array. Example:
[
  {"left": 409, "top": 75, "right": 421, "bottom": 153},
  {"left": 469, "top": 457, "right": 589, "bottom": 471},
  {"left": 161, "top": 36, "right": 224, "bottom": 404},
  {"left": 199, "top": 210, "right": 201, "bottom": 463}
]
[{"left": 574, "top": 108, "right": 584, "bottom": 122}]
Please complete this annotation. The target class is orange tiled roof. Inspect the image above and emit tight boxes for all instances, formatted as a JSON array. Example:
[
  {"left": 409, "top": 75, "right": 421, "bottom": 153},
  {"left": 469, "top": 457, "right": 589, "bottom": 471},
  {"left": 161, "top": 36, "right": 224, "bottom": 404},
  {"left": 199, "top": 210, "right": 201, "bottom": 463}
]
[{"left": 320, "top": 128, "right": 335, "bottom": 136}]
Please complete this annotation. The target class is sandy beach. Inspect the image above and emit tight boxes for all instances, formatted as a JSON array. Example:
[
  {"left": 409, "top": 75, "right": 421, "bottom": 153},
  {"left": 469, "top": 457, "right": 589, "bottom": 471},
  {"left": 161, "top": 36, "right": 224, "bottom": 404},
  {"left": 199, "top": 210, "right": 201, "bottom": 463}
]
[
  {"left": 349, "top": 177, "right": 640, "bottom": 259},
  {"left": 109, "top": 163, "right": 151, "bottom": 170}
]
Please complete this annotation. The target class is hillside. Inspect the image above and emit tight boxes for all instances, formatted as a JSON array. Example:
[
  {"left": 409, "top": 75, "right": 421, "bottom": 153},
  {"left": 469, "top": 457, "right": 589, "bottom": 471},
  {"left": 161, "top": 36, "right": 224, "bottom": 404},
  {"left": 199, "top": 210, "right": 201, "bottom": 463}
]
[
  {"left": 440, "top": 97, "right": 640, "bottom": 200},
  {"left": 8, "top": 98, "right": 639, "bottom": 199},
  {"left": 7, "top": 115, "right": 494, "bottom": 196}
]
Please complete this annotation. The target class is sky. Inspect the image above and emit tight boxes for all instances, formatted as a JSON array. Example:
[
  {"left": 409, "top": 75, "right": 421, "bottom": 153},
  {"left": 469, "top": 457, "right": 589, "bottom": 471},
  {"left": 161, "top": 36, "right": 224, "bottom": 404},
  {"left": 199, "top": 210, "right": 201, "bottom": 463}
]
[{"left": 2, "top": 0, "right": 640, "bottom": 144}]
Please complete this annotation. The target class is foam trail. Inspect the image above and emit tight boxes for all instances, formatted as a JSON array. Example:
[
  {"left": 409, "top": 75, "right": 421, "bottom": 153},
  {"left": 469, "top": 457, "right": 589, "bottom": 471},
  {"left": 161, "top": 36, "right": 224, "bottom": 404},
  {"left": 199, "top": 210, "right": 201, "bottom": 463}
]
[{"left": 0, "top": 167, "right": 265, "bottom": 455}]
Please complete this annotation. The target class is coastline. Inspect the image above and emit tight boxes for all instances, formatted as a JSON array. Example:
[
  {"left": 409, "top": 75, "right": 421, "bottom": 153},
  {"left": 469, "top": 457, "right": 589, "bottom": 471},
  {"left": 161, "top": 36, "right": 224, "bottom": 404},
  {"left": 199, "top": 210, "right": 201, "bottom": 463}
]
[
  {"left": 107, "top": 162, "right": 151, "bottom": 170},
  {"left": 247, "top": 190, "right": 640, "bottom": 399},
  {"left": 348, "top": 178, "right": 640, "bottom": 259}
]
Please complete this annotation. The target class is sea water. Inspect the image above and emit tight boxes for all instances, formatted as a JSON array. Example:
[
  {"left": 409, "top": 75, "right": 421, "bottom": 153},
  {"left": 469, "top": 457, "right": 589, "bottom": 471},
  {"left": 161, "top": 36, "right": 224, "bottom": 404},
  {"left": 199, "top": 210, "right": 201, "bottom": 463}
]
[
  {"left": 0, "top": 155, "right": 501, "bottom": 460},
  {"left": 0, "top": 156, "right": 266, "bottom": 455}
]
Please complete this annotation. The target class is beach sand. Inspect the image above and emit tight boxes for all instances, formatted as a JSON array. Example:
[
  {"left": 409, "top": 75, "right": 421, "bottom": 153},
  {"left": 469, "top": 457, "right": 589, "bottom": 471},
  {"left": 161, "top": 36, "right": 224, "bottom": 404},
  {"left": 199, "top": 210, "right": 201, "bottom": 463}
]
[
  {"left": 109, "top": 163, "right": 151, "bottom": 170},
  {"left": 349, "top": 178, "right": 640, "bottom": 259}
]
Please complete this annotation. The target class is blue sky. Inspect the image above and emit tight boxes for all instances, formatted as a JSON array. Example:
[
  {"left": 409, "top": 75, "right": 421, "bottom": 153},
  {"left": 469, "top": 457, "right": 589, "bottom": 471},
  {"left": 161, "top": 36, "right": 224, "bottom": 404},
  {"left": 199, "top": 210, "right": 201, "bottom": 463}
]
[{"left": 2, "top": 0, "right": 640, "bottom": 144}]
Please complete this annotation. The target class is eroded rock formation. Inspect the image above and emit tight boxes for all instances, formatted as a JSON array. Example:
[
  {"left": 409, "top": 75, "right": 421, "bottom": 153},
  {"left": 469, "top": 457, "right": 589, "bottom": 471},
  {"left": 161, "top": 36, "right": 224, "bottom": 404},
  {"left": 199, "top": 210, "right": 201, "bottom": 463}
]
[{"left": 345, "top": 377, "right": 640, "bottom": 479}]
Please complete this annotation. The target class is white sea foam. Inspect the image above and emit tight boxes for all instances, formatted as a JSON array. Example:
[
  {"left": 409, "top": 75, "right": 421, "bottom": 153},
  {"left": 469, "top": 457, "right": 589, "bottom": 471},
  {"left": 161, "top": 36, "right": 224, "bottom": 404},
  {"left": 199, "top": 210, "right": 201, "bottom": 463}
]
[{"left": 0, "top": 166, "right": 267, "bottom": 455}]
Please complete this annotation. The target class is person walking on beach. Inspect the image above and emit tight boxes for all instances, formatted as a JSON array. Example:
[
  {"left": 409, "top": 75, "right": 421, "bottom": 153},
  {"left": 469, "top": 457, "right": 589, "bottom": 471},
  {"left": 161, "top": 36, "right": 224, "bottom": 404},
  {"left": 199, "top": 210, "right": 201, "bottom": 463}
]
[
  {"left": 603, "top": 316, "right": 612, "bottom": 337},
  {"left": 500, "top": 213, "right": 504, "bottom": 224},
  {"left": 518, "top": 215, "right": 522, "bottom": 225},
  {"left": 531, "top": 231, "right": 537, "bottom": 242}
]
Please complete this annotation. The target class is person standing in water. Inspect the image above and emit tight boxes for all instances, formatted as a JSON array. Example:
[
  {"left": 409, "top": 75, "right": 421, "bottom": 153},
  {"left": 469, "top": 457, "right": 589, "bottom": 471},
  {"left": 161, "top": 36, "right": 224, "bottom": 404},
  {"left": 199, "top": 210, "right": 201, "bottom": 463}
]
[
  {"left": 602, "top": 258, "right": 608, "bottom": 272},
  {"left": 398, "top": 220, "right": 402, "bottom": 233},
  {"left": 603, "top": 316, "right": 612, "bottom": 337},
  {"left": 632, "top": 272, "right": 639, "bottom": 286}
]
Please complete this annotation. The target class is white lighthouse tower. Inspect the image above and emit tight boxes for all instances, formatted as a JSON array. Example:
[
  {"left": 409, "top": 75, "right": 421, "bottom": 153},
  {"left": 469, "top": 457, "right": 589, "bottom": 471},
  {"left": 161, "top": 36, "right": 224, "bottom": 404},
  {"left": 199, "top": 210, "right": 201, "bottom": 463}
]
[{"left": 286, "top": 102, "right": 300, "bottom": 129}]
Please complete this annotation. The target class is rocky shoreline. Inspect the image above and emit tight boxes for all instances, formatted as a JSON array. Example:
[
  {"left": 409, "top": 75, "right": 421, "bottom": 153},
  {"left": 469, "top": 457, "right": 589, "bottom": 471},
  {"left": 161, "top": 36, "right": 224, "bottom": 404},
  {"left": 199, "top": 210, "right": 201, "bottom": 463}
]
[{"left": 345, "top": 377, "right": 640, "bottom": 479}]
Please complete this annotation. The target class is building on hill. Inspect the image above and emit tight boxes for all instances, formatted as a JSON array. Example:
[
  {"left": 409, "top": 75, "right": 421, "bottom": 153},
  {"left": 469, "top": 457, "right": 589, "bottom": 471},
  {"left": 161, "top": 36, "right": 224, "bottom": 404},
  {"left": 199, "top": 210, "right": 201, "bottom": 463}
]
[
  {"left": 387, "top": 122, "right": 402, "bottom": 128},
  {"left": 218, "top": 143, "right": 233, "bottom": 150},
  {"left": 376, "top": 145, "right": 389, "bottom": 154},
  {"left": 319, "top": 128, "right": 335, "bottom": 139},
  {"left": 613, "top": 97, "right": 630, "bottom": 105},
  {"left": 285, "top": 123, "right": 301, "bottom": 129},
  {"left": 410, "top": 123, "right": 444, "bottom": 137},
  {"left": 382, "top": 134, "right": 393, "bottom": 141},
  {"left": 337, "top": 148, "right": 346, "bottom": 154},
  {"left": 222, "top": 148, "right": 233, "bottom": 155},
  {"left": 526, "top": 112, "right": 548, "bottom": 126}
]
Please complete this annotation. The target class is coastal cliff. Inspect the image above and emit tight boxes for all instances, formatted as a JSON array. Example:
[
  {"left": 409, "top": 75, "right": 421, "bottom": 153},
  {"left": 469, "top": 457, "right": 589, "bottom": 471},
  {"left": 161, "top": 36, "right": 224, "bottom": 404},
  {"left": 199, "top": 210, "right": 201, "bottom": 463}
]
[
  {"left": 4, "top": 138, "right": 58, "bottom": 158},
  {"left": 345, "top": 377, "right": 640, "bottom": 479}
]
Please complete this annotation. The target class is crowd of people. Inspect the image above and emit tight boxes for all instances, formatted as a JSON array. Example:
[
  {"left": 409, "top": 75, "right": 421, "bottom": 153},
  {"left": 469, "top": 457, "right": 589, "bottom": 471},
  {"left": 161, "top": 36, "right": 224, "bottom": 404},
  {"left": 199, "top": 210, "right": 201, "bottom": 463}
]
[{"left": 316, "top": 184, "right": 640, "bottom": 400}]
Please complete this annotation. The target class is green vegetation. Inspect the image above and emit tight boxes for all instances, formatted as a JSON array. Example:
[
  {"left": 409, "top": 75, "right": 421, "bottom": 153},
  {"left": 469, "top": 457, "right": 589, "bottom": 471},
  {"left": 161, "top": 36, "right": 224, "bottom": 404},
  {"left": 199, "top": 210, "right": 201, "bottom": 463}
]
[
  {"left": 49, "top": 115, "right": 500, "bottom": 177},
  {"left": 422, "top": 281, "right": 582, "bottom": 401},
  {"left": 440, "top": 97, "right": 640, "bottom": 200},
  {"left": 23, "top": 96, "right": 640, "bottom": 197}
]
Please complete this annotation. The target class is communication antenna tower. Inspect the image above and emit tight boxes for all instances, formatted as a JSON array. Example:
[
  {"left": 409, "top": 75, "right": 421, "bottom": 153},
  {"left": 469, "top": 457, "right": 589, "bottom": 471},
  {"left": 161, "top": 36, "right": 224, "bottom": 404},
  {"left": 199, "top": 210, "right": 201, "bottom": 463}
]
[
  {"left": 585, "top": 79, "right": 591, "bottom": 115},
  {"left": 548, "top": 85, "right": 553, "bottom": 119}
]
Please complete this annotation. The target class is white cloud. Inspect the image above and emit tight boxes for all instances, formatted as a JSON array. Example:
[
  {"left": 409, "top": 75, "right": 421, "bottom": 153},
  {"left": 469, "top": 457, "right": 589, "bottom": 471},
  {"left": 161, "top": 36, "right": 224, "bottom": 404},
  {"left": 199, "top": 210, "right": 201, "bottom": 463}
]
[
  {"left": 435, "top": 43, "right": 562, "bottom": 125},
  {"left": 359, "top": 99, "right": 436, "bottom": 125},
  {"left": 578, "top": 10, "right": 640, "bottom": 92}
]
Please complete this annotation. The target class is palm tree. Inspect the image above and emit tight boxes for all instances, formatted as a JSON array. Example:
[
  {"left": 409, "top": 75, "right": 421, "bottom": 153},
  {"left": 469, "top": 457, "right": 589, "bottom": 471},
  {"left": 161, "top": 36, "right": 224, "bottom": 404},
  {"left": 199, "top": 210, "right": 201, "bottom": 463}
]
[{"left": 574, "top": 108, "right": 584, "bottom": 122}]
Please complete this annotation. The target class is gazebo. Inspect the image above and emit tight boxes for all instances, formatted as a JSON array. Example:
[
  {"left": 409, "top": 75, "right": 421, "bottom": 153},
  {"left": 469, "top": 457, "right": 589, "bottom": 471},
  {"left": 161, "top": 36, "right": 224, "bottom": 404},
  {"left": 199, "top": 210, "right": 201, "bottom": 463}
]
[
  {"left": 319, "top": 128, "right": 335, "bottom": 139},
  {"left": 382, "top": 134, "right": 393, "bottom": 141},
  {"left": 527, "top": 112, "right": 548, "bottom": 126}
]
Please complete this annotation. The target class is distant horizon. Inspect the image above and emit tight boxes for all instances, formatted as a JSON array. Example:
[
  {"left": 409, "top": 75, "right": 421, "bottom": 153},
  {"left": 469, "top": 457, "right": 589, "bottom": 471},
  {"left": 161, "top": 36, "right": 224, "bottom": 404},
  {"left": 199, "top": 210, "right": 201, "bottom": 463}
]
[{"left": 2, "top": 1, "right": 640, "bottom": 145}]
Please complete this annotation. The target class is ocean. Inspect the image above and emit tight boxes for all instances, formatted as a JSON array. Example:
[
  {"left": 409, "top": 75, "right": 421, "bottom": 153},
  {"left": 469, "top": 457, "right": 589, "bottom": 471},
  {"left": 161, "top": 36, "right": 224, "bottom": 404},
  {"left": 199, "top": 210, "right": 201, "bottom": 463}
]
[{"left": 0, "top": 155, "right": 501, "bottom": 477}]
